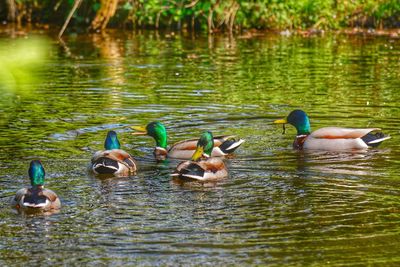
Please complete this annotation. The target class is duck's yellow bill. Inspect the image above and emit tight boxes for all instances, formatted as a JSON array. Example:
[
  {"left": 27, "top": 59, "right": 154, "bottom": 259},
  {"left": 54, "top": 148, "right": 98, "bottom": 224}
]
[
  {"left": 191, "top": 146, "right": 204, "bottom": 161},
  {"left": 274, "top": 119, "right": 287, "bottom": 124},
  {"left": 131, "top": 126, "right": 147, "bottom": 135}
]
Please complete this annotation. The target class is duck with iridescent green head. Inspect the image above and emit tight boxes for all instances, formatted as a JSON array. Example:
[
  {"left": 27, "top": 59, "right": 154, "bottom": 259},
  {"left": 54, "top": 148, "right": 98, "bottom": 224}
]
[
  {"left": 91, "top": 130, "right": 137, "bottom": 176},
  {"left": 131, "top": 121, "right": 244, "bottom": 160},
  {"left": 11, "top": 160, "right": 61, "bottom": 211},
  {"left": 274, "top": 109, "right": 391, "bottom": 150},
  {"left": 171, "top": 131, "right": 228, "bottom": 181}
]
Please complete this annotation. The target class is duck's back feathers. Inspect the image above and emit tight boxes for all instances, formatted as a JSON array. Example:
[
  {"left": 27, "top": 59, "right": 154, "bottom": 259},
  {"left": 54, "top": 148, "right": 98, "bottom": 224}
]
[
  {"left": 168, "top": 135, "right": 244, "bottom": 159},
  {"left": 310, "top": 127, "right": 381, "bottom": 139},
  {"left": 23, "top": 193, "right": 49, "bottom": 208},
  {"left": 168, "top": 139, "right": 198, "bottom": 159},
  {"left": 92, "top": 157, "right": 119, "bottom": 174},
  {"left": 91, "top": 149, "right": 137, "bottom": 176},
  {"left": 12, "top": 188, "right": 61, "bottom": 211},
  {"left": 42, "top": 188, "right": 59, "bottom": 202},
  {"left": 303, "top": 127, "right": 390, "bottom": 150}
]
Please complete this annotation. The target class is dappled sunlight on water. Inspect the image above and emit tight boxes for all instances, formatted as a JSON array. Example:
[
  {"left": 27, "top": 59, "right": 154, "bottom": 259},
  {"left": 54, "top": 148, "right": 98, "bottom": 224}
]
[{"left": 0, "top": 30, "right": 399, "bottom": 265}]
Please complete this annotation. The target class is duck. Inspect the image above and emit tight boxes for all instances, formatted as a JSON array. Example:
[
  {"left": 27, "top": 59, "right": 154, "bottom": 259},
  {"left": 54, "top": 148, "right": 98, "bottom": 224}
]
[
  {"left": 274, "top": 109, "right": 391, "bottom": 150},
  {"left": 131, "top": 121, "right": 244, "bottom": 160},
  {"left": 11, "top": 160, "right": 61, "bottom": 211},
  {"left": 91, "top": 130, "right": 137, "bottom": 176},
  {"left": 171, "top": 131, "right": 228, "bottom": 181}
]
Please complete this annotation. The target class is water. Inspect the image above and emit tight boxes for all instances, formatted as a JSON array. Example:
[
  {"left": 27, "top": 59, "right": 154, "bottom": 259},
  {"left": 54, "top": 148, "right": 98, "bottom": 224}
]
[{"left": 0, "top": 29, "right": 399, "bottom": 265}]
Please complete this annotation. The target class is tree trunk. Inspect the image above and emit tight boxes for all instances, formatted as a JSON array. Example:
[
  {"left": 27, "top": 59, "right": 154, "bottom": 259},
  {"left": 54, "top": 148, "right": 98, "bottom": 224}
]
[
  {"left": 6, "top": 0, "right": 17, "bottom": 22},
  {"left": 90, "top": 0, "right": 119, "bottom": 31},
  {"left": 208, "top": 0, "right": 220, "bottom": 33}
]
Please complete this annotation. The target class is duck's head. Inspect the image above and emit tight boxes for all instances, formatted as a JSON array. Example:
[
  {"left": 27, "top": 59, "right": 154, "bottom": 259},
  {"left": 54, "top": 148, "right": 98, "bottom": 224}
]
[
  {"left": 29, "top": 160, "right": 45, "bottom": 187},
  {"left": 274, "top": 109, "right": 311, "bottom": 135},
  {"left": 104, "top": 130, "right": 121, "bottom": 150},
  {"left": 131, "top": 121, "right": 167, "bottom": 149},
  {"left": 191, "top": 131, "right": 214, "bottom": 161}
]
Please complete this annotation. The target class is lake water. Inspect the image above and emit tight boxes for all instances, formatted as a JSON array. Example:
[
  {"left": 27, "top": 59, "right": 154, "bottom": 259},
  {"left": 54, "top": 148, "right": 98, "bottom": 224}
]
[{"left": 0, "top": 29, "right": 399, "bottom": 265}]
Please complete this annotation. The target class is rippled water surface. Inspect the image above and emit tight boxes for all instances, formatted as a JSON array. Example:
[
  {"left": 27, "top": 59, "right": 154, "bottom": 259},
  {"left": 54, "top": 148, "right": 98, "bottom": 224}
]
[{"left": 0, "top": 29, "right": 399, "bottom": 265}]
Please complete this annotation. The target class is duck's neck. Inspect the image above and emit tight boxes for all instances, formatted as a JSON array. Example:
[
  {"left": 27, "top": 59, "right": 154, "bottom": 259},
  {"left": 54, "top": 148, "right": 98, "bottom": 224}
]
[
  {"left": 295, "top": 119, "right": 311, "bottom": 136},
  {"left": 154, "top": 147, "right": 168, "bottom": 161},
  {"left": 29, "top": 162, "right": 45, "bottom": 186},
  {"left": 154, "top": 133, "right": 168, "bottom": 149},
  {"left": 297, "top": 128, "right": 310, "bottom": 136},
  {"left": 293, "top": 135, "right": 308, "bottom": 150},
  {"left": 30, "top": 185, "right": 44, "bottom": 192},
  {"left": 105, "top": 135, "right": 120, "bottom": 150}
]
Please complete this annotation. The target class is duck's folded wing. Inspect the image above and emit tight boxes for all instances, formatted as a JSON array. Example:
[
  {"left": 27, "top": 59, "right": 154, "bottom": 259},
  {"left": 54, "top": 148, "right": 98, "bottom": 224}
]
[
  {"left": 110, "top": 150, "right": 137, "bottom": 171},
  {"left": 213, "top": 135, "right": 235, "bottom": 146},
  {"left": 171, "top": 161, "right": 191, "bottom": 176},
  {"left": 171, "top": 135, "right": 238, "bottom": 150},
  {"left": 11, "top": 188, "right": 28, "bottom": 207},
  {"left": 168, "top": 140, "right": 198, "bottom": 159},
  {"left": 91, "top": 150, "right": 106, "bottom": 163},
  {"left": 94, "top": 150, "right": 136, "bottom": 167},
  {"left": 170, "top": 139, "right": 197, "bottom": 151},
  {"left": 200, "top": 158, "right": 226, "bottom": 172},
  {"left": 42, "top": 189, "right": 59, "bottom": 202},
  {"left": 42, "top": 189, "right": 61, "bottom": 209},
  {"left": 170, "top": 136, "right": 243, "bottom": 153},
  {"left": 311, "top": 127, "right": 380, "bottom": 139},
  {"left": 214, "top": 135, "right": 245, "bottom": 154}
]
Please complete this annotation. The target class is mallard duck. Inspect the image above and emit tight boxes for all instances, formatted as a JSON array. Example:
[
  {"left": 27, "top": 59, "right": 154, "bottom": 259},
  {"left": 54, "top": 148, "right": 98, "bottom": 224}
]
[
  {"left": 171, "top": 131, "right": 228, "bottom": 181},
  {"left": 131, "top": 121, "right": 244, "bottom": 160},
  {"left": 11, "top": 160, "right": 61, "bottom": 211},
  {"left": 91, "top": 130, "right": 137, "bottom": 176},
  {"left": 274, "top": 109, "right": 391, "bottom": 150}
]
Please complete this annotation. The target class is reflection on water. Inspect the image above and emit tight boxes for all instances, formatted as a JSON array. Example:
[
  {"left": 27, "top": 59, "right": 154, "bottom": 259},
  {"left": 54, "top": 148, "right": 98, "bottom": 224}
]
[
  {"left": 0, "top": 37, "right": 50, "bottom": 93},
  {"left": 0, "top": 29, "right": 399, "bottom": 265}
]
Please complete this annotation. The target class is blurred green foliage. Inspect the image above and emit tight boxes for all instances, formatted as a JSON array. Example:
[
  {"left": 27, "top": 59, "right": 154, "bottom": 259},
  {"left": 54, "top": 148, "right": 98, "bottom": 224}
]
[{"left": 1, "top": 0, "right": 399, "bottom": 30}]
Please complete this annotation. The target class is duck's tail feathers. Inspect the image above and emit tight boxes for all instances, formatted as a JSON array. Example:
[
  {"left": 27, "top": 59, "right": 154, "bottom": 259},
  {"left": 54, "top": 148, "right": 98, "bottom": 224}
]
[
  {"left": 179, "top": 174, "right": 207, "bottom": 181},
  {"left": 23, "top": 194, "right": 49, "bottom": 208},
  {"left": 219, "top": 138, "right": 245, "bottom": 154},
  {"left": 172, "top": 163, "right": 206, "bottom": 181},
  {"left": 362, "top": 132, "right": 391, "bottom": 147},
  {"left": 93, "top": 157, "right": 119, "bottom": 174}
]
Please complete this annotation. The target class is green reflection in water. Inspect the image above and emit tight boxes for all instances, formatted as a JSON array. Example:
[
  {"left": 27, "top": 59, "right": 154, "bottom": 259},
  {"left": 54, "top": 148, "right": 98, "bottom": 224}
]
[{"left": 0, "top": 37, "right": 50, "bottom": 93}]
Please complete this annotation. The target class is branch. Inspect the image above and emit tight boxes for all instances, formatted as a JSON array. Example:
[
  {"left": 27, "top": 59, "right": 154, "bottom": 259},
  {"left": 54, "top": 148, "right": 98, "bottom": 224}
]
[
  {"left": 58, "top": 0, "right": 83, "bottom": 38},
  {"left": 185, "top": 0, "right": 199, "bottom": 8}
]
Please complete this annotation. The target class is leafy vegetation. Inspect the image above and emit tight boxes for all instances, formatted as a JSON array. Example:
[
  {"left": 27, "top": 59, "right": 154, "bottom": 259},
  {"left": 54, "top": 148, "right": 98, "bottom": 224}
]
[{"left": 1, "top": 0, "right": 399, "bottom": 32}]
